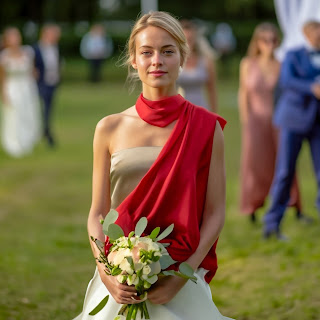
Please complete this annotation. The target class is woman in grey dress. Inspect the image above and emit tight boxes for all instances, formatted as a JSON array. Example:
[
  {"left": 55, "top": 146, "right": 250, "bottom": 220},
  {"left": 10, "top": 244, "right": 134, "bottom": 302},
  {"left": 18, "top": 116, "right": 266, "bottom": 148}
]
[{"left": 177, "top": 20, "right": 217, "bottom": 113}]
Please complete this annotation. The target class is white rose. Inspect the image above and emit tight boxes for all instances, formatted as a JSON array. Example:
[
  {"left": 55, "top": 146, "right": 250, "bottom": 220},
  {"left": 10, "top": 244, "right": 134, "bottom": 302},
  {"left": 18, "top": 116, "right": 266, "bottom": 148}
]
[
  {"left": 134, "top": 262, "right": 144, "bottom": 271},
  {"left": 113, "top": 248, "right": 131, "bottom": 266},
  {"left": 119, "top": 259, "right": 134, "bottom": 275},
  {"left": 142, "top": 265, "right": 151, "bottom": 275}
]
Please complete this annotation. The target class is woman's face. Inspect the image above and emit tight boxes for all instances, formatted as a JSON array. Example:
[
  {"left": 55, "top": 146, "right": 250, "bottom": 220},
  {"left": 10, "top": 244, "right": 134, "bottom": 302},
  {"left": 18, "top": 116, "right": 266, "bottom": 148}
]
[
  {"left": 5, "top": 29, "right": 21, "bottom": 48},
  {"left": 131, "top": 26, "right": 181, "bottom": 95},
  {"left": 257, "top": 31, "right": 278, "bottom": 55}
]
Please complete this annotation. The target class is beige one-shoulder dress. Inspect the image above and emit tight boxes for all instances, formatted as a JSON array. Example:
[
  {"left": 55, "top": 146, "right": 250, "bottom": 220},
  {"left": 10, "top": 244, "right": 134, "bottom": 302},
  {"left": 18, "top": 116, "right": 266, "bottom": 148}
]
[{"left": 73, "top": 146, "right": 234, "bottom": 320}]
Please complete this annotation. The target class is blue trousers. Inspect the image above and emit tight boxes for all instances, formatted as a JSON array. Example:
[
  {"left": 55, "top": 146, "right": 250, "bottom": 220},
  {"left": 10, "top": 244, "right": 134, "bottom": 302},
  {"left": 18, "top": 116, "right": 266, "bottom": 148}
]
[
  {"left": 38, "top": 84, "right": 57, "bottom": 137},
  {"left": 264, "top": 122, "right": 320, "bottom": 233}
]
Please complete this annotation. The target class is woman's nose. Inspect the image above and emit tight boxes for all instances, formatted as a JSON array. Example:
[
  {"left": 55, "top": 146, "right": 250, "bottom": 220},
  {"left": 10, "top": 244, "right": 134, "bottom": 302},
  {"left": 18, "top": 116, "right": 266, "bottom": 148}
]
[{"left": 151, "top": 52, "right": 163, "bottom": 66}]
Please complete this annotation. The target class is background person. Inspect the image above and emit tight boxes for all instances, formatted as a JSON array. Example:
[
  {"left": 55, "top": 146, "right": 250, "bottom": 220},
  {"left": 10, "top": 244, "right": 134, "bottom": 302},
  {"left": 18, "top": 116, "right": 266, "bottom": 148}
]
[
  {"left": 0, "top": 27, "right": 41, "bottom": 157},
  {"left": 264, "top": 20, "right": 320, "bottom": 239},
  {"left": 177, "top": 19, "right": 217, "bottom": 112},
  {"left": 238, "top": 22, "right": 304, "bottom": 223},
  {"left": 80, "top": 23, "right": 113, "bottom": 82},
  {"left": 33, "top": 23, "right": 61, "bottom": 147}
]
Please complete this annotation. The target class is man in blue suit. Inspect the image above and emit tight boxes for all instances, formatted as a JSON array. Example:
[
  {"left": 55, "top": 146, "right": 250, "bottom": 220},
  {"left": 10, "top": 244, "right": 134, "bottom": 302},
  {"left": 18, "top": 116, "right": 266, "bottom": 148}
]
[
  {"left": 264, "top": 20, "right": 320, "bottom": 239},
  {"left": 34, "top": 24, "right": 61, "bottom": 147}
]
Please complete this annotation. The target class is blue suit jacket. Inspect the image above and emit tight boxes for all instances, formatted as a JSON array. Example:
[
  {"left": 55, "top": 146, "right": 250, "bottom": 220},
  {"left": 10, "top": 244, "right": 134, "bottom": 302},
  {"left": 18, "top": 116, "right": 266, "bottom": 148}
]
[
  {"left": 33, "top": 43, "right": 61, "bottom": 87},
  {"left": 274, "top": 47, "right": 320, "bottom": 133}
]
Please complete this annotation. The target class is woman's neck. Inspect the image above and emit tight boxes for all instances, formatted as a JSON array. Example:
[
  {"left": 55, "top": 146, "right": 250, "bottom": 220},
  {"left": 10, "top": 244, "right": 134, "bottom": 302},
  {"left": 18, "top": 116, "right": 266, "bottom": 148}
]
[
  {"left": 258, "top": 52, "right": 273, "bottom": 63},
  {"left": 7, "top": 46, "right": 23, "bottom": 57},
  {"left": 142, "top": 85, "right": 177, "bottom": 101}
]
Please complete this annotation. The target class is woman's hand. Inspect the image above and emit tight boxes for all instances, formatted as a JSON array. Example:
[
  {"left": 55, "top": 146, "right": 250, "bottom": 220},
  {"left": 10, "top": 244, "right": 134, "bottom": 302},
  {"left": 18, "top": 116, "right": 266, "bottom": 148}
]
[
  {"left": 147, "top": 275, "right": 187, "bottom": 305},
  {"left": 99, "top": 269, "right": 141, "bottom": 305}
]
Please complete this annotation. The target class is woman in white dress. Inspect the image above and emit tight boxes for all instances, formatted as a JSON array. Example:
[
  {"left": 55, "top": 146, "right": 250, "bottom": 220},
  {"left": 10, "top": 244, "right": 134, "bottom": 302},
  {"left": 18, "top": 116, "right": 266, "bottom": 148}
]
[
  {"left": 74, "top": 11, "right": 234, "bottom": 320},
  {"left": 0, "top": 27, "right": 41, "bottom": 157}
]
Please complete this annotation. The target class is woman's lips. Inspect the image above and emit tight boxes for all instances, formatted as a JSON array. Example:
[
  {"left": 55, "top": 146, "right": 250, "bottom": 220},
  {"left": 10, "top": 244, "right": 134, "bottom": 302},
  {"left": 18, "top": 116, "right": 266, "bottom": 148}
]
[{"left": 149, "top": 71, "right": 167, "bottom": 77}]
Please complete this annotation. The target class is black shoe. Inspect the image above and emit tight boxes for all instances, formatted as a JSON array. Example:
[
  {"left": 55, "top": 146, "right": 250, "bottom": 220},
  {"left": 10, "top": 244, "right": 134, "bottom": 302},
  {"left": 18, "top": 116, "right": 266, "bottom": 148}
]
[
  {"left": 263, "top": 229, "right": 289, "bottom": 242},
  {"left": 249, "top": 212, "right": 256, "bottom": 224},
  {"left": 296, "top": 210, "right": 314, "bottom": 223}
]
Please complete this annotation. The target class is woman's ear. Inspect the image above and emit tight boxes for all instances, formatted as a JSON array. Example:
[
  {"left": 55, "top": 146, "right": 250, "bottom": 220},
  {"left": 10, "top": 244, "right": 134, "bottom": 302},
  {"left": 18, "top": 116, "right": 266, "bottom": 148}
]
[{"left": 131, "top": 59, "right": 138, "bottom": 70}]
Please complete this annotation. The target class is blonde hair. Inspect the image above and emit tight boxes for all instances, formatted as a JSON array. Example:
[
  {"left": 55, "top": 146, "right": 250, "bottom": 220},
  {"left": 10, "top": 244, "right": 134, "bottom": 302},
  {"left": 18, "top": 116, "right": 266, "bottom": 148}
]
[
  {"left": 122, "top": 11, "right": 189, "bottom": 88},
  {"left": 247, "top": 22, "right": 280, "bottom": 57}
]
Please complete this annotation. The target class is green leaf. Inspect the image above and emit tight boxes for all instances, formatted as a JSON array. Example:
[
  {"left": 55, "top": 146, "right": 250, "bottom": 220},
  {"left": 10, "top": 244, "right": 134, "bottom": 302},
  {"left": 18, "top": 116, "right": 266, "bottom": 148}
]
[
  {"left": 107, "top": 223, "right": 124, "bottom": 241},
  {"left": 178, "top": 262, "right": 197, "bottom": 282},
  {"left": 125, "top": 256, "right": 135, "bottom": 270},
  {"left": 146, "top": 274, "right": 158, "bottom": 284},
  {"left": 128, "top": 231, "right": 135, "bottom": 238},
  {"left": 88, "top": 295, "right": 109, "bottom": 315},
  {"left": 161, "top": 270, "right": 176, "bottom": 276},
  {"left": 179, "top": 262, "right": 194, "bottom": 275},
  {"left": 149, "top": 227, "right": 160, "bottom": 240},
  {"left": 156, "top": 223, "right": 174, "bottom": 241},
  {"left": 159, "top": 254, "right": 176, "bottom": 270},
  {"left": 102, "top": 209, "right": 119, "bottom": 235},
  {"left": 135, "top": 217, "right": 148, "bottom": 237},
  {"left": 94, "top": 238, "right": 105, "bottom": 252}
]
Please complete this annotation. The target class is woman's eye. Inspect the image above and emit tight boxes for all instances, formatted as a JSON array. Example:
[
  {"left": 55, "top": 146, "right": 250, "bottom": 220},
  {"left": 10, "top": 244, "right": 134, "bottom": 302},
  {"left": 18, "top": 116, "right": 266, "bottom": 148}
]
[
  {"left": 141, "top": 51, "right": 152, "bottom": 55},
  {"left": 164, "top": 50, "right": 174, "bottom": 55}
]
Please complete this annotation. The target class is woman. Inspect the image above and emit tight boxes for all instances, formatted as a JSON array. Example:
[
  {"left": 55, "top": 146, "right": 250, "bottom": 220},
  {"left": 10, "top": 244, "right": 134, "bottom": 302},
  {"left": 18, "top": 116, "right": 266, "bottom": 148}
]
[
  {"left": 238, "top": 23, "right": 303, "bottom": 222},
  {"left": 74, "top": 11, "right": 233, "bottom": 320},
  {"left": 0, "top": 27, "right": 41, "bottom": 157},
  {"left": 177, "top": 19, "right": 217, "bottom": 112}
]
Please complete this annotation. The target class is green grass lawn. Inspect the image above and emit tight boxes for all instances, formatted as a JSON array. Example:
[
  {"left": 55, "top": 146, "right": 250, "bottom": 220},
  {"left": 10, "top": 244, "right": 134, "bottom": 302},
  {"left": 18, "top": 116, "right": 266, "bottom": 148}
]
[{"left": 0, "top": 59, "right": 319, "bottom": 320}]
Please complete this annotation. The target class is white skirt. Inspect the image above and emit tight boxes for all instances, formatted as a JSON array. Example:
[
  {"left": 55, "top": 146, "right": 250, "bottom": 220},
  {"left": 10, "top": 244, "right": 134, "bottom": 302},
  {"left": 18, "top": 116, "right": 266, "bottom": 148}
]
[{"left": 73, "top": 268, "right": 234, "bottom": 320}]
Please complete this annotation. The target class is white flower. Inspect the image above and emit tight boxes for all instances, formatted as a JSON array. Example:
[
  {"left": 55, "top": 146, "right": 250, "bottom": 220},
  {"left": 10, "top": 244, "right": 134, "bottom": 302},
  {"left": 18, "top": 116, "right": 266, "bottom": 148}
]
[
  {"left": 117, "top": 275, "right": 127, "bottom": 284},
  {"left": 113, "top": 248, "right": 131, "bottom": 266},
  {"left": 119, "top": 258, "right": 134, "bottom": 275},
  {"left": 134, "top": 262, "right": 144, "bottom": 271},
  {"left": 142, "top": 265, "right": 151, "bottom": 275}
]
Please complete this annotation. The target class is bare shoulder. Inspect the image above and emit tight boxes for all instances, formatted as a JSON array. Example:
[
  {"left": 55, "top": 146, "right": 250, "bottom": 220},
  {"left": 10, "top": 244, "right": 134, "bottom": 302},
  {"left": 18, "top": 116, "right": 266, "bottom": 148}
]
[{"left": 95, "top": 106, "right": 136, "bottom": 135}]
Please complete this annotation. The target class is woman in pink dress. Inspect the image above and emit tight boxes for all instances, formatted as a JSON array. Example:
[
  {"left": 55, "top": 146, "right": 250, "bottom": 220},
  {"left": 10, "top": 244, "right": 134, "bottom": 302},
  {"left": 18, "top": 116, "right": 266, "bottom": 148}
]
[{"left": 238, "top": 22, "right": 303, "bottom": 223}]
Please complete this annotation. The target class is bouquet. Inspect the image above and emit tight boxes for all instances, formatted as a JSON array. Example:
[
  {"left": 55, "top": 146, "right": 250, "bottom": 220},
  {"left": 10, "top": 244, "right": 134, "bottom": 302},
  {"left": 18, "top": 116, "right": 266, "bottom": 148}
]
[{"left": 89, "top": 209, "right": 197, "bottom": 320}]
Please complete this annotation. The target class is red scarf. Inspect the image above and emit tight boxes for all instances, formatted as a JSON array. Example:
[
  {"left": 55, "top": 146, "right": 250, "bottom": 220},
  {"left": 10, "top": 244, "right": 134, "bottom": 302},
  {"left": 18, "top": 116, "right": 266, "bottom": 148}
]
[{"left": 111, "top": 93, "right": 226, "bottom": 283}]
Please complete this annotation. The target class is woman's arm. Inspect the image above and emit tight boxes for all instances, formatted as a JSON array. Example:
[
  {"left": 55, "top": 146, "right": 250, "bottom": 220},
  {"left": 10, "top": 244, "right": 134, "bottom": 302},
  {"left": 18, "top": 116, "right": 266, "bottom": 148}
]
[
  {"left": 87, "top": 116, "right": 140, "bottom": 305},
  {"left": 238, "top": 57, "right": 249, "bottom": 124},
  {"left": 148, "top": 121, "right": 225, "bottom": 304},
  {"left": 205, "top": 57, "right": 218, "bottom": 113}
]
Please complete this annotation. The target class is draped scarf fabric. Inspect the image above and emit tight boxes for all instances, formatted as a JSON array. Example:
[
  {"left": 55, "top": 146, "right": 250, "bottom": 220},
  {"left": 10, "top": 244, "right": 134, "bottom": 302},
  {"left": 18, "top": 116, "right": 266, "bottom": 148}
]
[{"left": 110, "top": 93, "right": 226, "bottom": 283}]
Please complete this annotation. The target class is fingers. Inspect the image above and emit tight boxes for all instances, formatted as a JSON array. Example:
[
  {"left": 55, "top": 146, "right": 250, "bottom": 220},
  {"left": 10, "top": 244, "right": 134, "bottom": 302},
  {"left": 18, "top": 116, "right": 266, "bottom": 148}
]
[{"left": 118, "top": 283, "right": 137, "bottom": 293}]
